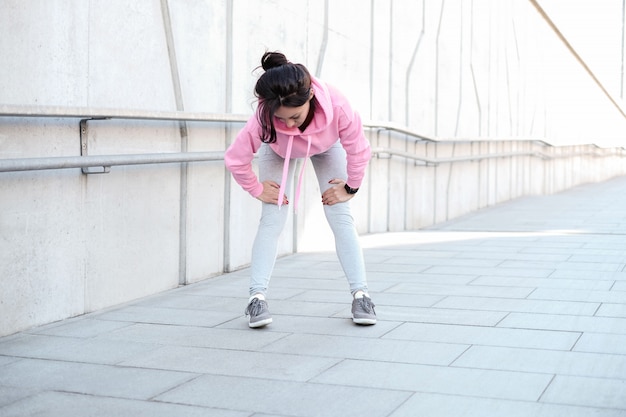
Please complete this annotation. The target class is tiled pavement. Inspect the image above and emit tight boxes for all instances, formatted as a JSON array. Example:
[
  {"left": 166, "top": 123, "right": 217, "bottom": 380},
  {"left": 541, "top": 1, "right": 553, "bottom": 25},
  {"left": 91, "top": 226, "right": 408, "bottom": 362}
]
[{"left": 1, "top": 176, "right": 626, "bottom": 416}]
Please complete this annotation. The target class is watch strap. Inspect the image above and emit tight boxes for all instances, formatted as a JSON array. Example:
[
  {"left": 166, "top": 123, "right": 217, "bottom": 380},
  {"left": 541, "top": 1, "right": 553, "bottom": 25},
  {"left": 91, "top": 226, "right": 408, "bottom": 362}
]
[{"left": 344, "top": 184, "right": 359, "bottom": 194}]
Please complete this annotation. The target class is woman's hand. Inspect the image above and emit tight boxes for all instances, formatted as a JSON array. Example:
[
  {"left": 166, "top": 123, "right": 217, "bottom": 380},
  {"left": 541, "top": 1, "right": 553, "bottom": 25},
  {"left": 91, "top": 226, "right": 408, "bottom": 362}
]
[
  {"left": 321, "top": 179, "right": 354, "bottom": 206},
  {"left": 257, "top": 180, "right": 289, "bottom": 205}
]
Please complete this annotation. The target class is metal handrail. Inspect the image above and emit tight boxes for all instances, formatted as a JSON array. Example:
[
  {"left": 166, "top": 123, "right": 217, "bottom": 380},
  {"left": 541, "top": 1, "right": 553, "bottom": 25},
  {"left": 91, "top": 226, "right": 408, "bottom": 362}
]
[
  {"left": 370, "top": 148, "right": 546, "bottom": 165},
  {"left": 369, "top": 147, "right": 624, "bottom": 166},
  {"left": 0, "top": 145, "right": 616, "bottom": 174},
  {"left": 0, "top": 151, "right": 224, "bottom": 173},
  {"left": 0, "top": 104, "right": 624, "bottom": 173},
  {"left": 0, "top": 104, "right": 249, "bottom": 123},
  {"left": 0, "top": 104, "right": 542, "bottom": 144}
]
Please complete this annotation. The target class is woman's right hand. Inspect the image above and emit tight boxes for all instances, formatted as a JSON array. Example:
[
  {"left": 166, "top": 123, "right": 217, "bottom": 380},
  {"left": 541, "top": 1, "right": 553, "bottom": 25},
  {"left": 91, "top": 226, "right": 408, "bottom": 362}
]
[{"left": 257, "top": 180, "right": 289, "bottom": 205}]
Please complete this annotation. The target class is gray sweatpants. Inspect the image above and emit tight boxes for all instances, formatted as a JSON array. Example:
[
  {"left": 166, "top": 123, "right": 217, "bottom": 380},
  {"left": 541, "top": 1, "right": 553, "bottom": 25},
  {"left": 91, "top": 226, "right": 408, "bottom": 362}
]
[{"left": 249, "top": 141, "right": 368, "bottom": 297}]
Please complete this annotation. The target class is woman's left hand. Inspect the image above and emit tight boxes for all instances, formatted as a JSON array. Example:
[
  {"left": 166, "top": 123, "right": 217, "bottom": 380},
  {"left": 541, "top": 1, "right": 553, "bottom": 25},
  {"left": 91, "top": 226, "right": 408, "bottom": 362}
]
[{"left": 321, "top": 179, "right": 353, "bottom": 205}]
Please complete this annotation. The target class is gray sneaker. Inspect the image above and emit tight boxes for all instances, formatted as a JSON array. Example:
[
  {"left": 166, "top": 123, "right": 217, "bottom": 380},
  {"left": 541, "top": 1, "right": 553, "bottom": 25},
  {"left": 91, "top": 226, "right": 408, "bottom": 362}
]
[
  {"left": 352, "top": 296, "right": 377, "bottom": 325},
  {"left": 245, "top": 298, "right": 272, "bottom": 328}
]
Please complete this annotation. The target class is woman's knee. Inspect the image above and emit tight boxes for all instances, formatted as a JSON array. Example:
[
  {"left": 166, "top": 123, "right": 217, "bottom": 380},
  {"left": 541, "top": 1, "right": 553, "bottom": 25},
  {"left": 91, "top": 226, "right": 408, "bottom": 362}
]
[
  {"left": 324, "top": 203, "right": 355, "bottom": 228},
  {"left": 258, "top": 204, "right": 290, "bottom": 232}
]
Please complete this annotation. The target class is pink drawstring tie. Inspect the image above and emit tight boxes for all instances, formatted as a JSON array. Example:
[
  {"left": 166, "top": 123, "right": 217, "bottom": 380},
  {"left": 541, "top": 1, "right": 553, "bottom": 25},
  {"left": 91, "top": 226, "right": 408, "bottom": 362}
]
[
  {"left": 277, "top": 135, "right": 311, "bottom": 212},
  {"left": 277, "top": 135, "right": 293, "bottom": 210}
]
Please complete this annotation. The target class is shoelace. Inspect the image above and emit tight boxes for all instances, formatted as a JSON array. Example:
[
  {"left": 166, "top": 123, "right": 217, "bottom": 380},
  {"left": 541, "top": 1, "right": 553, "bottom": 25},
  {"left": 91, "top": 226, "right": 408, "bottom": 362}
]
[
  {"left": 245, "top": 298, "right": 265, "bottom": 316},
  {"left": 357, "top": 296, "right": 375, "bottom": 313}
]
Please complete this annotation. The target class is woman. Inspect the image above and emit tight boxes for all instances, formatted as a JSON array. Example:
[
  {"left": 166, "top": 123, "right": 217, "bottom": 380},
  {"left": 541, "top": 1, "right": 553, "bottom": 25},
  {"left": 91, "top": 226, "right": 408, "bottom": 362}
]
[{"left": 225, "top": 51, "right": 376, "bottom": 328}]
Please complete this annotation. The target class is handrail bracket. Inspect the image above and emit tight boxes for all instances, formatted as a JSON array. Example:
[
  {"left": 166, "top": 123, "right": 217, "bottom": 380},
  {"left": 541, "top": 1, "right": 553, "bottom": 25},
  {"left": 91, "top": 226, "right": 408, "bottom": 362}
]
[{"left": 80, "top": 118, "right": 111, "bottom": 174}]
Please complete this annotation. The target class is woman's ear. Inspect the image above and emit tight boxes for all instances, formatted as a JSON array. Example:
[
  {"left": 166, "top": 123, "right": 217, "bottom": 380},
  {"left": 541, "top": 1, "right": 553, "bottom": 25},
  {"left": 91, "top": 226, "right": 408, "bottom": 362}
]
[{"left": 309, "top": 88, "right": 315, "bottom": 100}]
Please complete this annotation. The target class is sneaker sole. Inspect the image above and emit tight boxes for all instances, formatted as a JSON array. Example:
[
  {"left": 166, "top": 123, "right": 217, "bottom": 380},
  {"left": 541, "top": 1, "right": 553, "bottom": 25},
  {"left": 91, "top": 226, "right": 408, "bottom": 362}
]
[
  {"left": 249, "top": 317, "right": 273, "bottom": 328},
  {"left": 353, "top": 317, "right": 377, "bottom": 325}
]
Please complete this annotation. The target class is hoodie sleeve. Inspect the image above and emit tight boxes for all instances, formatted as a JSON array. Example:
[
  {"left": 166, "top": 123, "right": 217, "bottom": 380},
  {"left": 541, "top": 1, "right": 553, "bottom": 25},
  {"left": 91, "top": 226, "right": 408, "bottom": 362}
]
[
  {"left": 336, "top": 99, "right": 371, "bottom": 189},
  {"left": 224, "top": 117, "right": 265, "bottom": 198}
]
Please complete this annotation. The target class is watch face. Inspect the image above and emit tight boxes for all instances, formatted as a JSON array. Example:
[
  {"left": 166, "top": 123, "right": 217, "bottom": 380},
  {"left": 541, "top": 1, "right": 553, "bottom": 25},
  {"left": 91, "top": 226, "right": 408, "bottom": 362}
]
[{"left": 344, "top": 184, "right": 359, "bottom": 194}]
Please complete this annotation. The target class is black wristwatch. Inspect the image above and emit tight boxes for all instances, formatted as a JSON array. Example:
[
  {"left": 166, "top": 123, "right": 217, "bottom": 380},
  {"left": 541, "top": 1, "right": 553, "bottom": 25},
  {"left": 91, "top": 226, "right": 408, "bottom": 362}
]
[{"left": 344, "top": 184, "right": 359, "bottom": 194}]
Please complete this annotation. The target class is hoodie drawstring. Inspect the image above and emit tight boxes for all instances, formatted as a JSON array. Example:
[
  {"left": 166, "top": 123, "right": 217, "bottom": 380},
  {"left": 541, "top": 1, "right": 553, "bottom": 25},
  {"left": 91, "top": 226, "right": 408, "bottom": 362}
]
[
  {"left": 277, "top": 135, "right": 293, "bottom": 209},
  {"left": 277, "top": 135, "right": 311, "bottom": 212},
  {"left": 294, "top": 135, "right": 312, "bottom": 212}
]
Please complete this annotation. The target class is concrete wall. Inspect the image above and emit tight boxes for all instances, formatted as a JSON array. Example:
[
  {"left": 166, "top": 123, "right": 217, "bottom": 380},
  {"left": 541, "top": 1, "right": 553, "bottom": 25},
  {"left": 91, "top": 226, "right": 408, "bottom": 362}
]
[{"left": 2, "top": 0, "right": 626, "bottom": 336}]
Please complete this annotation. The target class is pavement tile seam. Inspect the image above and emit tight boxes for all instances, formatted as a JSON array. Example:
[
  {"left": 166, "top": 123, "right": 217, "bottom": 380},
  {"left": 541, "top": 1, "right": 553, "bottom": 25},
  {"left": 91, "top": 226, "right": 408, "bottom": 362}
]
[
  {"left": 572, "top": 333, "right": 626, "bottom": 355},
  {"left": 0, "top": 339, "right": 166, "bottom": 366},
  {"left": 596, "top": 303, "right": 626, "bottom": 319},
  {"left": 153, "top": 373, "right": 413, "bottom": 417},
  {"left": 38, "top": 393, "right": 253, "bottom": 417},
  {"left": 145, "top": 373, "right": 207, "bottom": 402},
  {"left": 429, "top": 297, "right": 601, "bottom": 316},
  {"left": 257, "top": 332, "right": 472, "bottom": 367},
  {"left": 536, "top": 374, "right": 558, "bottom": 403},
  {"left": 449, "top": 345, "right": 626, "bottom": 380},
  {"left": 383, "top": 282, "right": 536, "bottom": 299},
  {"left": 117, "top": 346, "right": 343, "bottom": 384},
  {"left": 309, "top": 358, "right": 555, "bottom": 402},
  {"left": 23, "top": 317, "right": 136, "bottom": 339},
  {"left": 550, "top": 270, "right": 626, "bottom": 281},
  {"left": 539, "top": 374, "right": 626, "bottom": 410},
  {"left": 390, "top": 391, "right": 626, "bottom": 417},
  {"left": 382, "top": 322, "right": 582, "bottom": 351},
  {"left": 0, "top": 394, "right": 41, "bottom": 415},
  {"left": 0, "top": 358, "right": 203, "bottom": 402},
  {"left": 497, "top": 312, "right": 626, "bottom": 335},
  {"left": 526, "top": 288, "right": 626, "bottom": 304},
  {"left": 469, "top": 277, "right": 615, "bottom": 292}
]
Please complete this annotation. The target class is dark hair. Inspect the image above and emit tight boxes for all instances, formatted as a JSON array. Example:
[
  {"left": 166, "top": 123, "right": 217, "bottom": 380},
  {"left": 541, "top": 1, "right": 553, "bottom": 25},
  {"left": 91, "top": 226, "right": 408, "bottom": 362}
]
[{"left": 255, "top": 51, "right": 312, "bottom": 143}]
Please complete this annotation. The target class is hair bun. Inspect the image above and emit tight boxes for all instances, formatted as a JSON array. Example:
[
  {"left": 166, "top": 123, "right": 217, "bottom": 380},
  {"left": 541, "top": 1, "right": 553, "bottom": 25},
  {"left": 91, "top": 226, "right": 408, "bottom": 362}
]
[{"left": 261, "top": 51, "right": 289, "bottom": 71}]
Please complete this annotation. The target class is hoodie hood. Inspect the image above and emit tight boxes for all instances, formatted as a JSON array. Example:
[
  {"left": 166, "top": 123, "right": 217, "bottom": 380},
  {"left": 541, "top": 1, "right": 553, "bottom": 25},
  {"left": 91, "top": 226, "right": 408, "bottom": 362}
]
[{"left": 268, "top": 77, "right": 333, "bottom": 159}]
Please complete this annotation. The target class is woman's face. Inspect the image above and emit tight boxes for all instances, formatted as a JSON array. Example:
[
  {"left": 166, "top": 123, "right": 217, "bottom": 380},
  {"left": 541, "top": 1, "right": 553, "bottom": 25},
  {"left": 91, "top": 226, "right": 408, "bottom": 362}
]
[{"left": 274, "top": 101, "right": 310, "bottom": 129}]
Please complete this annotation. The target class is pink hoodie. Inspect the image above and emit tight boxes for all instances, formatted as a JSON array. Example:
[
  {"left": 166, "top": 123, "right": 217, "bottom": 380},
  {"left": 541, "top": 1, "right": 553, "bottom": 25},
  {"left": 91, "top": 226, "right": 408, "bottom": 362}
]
[{"left": 224, "top": 77, "right": 371, "bottom": 209}]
